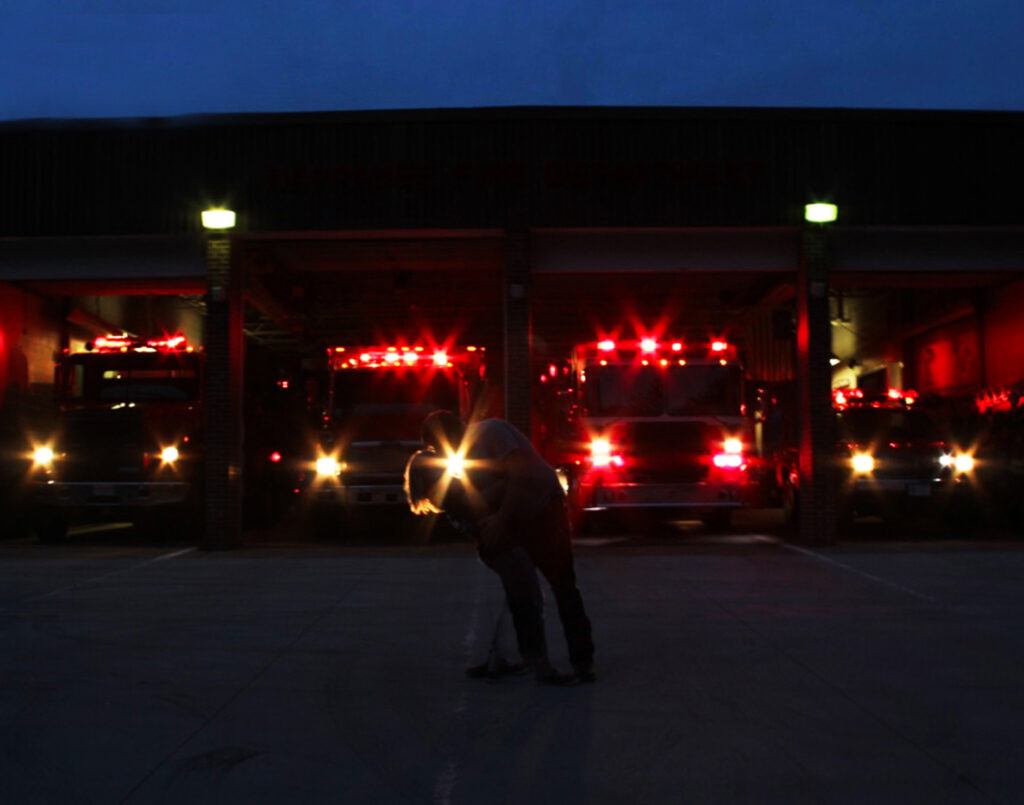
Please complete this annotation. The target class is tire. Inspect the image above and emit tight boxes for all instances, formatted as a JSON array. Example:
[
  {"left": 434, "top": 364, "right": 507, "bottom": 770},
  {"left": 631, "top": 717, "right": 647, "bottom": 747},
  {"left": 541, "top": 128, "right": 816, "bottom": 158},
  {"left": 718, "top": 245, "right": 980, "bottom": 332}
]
[
  {"left": 781, "top": 482, "right": 799, "bottom": 527},
  {"left": 700, "top": 509, "right": 733, "bottom": 532},
  {"left": 35, "top": 511, "right": 68, "bottom": 543}
]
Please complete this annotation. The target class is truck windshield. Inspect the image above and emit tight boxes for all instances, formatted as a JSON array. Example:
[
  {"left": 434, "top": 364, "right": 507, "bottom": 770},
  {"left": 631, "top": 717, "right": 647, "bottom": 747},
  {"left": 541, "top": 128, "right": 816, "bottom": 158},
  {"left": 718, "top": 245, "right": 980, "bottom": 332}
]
[
  {"left": 331, "top": 368, "right": 460, "bottom": 421},
  {"left": 836, "top": 408, "right": 941, "bottom": 444},
  {"left": 583, "top": 364, "right": 743, "bottom": 417},
  {"left": 62, "top": 354, "right": 201, "bottom": 402}
]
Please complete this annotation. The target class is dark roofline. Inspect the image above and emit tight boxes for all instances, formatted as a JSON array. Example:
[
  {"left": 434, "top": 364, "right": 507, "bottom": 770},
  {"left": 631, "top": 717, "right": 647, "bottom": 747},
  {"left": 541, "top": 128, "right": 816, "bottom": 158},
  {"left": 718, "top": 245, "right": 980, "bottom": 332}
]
[{"left": 2, "top": 104, "right": 1021, "bottom": 132}]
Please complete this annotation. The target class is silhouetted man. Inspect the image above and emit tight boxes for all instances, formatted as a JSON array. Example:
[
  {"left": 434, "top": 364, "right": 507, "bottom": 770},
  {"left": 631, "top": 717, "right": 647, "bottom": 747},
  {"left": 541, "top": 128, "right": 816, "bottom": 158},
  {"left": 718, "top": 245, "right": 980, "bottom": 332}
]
[{"left": 418, "top": 410, "right": 595, "bottom": 684}]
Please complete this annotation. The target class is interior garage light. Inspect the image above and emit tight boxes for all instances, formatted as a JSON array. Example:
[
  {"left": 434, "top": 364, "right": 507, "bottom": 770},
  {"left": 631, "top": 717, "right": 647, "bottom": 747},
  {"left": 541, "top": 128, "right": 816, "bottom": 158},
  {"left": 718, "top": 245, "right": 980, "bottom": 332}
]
[
  {"left": 805, "top": 203, "right": 838, "bottom": 224},
  {"left": 201, "top": 208, "right": 236, "bottom": 229}
]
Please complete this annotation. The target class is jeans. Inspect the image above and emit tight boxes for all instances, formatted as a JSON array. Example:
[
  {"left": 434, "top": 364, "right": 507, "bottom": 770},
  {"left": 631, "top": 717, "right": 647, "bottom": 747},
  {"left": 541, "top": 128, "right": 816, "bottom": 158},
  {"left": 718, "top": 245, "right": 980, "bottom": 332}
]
[{"left": 480, "top": 494, "right": 595, "bottom": 670}]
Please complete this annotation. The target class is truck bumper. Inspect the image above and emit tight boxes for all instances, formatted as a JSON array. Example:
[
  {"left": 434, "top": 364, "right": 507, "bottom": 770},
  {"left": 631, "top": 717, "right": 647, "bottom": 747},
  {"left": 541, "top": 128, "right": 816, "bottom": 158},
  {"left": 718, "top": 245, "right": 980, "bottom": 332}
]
[
  {"left": 845, "top": 477, "right": 950, "bottom": 514},
  {"left": 32, "top": 481, "right": 190, "bottom": 509},
  {"left": 581, "top": 481, "right": 760, "bottom": 511},
  {"left": 310, "top": 483, "right": 408, "bottom": 508}
]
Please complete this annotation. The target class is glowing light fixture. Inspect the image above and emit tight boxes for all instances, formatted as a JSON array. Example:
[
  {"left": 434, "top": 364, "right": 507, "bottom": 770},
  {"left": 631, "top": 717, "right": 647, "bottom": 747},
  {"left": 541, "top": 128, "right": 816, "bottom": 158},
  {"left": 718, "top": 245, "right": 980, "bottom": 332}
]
[
  {"left": 201, "top": 208, "right": 236, "bottom": 230},
  {"left": 640, "top": 338, "right": 658, "bottom": 353},
  {"left": 805, "top": 203, "right": 838, "bottom": 224},
  {"left": 597, "top": 340, "right": 616, "bottom": 352}
]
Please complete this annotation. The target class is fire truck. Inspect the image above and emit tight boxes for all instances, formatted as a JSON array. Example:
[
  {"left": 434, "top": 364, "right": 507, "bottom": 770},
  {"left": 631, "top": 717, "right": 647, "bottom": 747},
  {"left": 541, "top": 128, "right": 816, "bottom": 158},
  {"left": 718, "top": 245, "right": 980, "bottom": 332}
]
[
  {"left": 539, "top": 336, "right": 764, "bottom": 531},
  {"left": 28, "top": 333, "right": 204, "bottom": 541},
  {"left": 298, "top": 343, "right": 487, "bottom": 536},
  {"left": 775, "top": 387, "right": 976, "bottom": 526}
]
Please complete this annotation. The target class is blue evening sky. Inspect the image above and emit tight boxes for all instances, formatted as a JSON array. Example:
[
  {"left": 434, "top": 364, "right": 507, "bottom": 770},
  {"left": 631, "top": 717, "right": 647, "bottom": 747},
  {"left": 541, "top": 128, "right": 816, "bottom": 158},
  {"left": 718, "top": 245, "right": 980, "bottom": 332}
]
[{"left": 2, "top": 0, "right": 1022, "bottom": 121}]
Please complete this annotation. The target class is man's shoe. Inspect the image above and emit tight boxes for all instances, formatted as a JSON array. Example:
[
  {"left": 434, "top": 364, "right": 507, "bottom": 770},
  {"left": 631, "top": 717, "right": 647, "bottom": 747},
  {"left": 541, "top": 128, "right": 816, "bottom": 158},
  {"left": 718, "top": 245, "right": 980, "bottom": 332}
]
[
  {"left": 536, "top": 668, "right": 580, "bottom": 686},
  {"left": 532, "top": 659, "right": 579, "bottom": 686},
  {"left": 466, "top": 656, "right": 528, "bottom": 679}
]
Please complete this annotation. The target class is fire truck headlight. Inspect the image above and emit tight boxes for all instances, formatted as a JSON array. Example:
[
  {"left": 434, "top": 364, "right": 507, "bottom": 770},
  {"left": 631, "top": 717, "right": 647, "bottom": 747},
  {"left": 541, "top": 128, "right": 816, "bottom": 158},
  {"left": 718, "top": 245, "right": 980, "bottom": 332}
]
[
  {"left": 160, "top": 446, "right": 180, "bottom": 464},
  {"left": 445, "top": 452, "right": 465, "bottom": 479},
  {"left": 953, "top": 453, "right": 975, "bottom": 474},
  {"left": 851, "top": 453, "right": 875, "bottom": 474},
  {"left": 33, "top": 446, "right": 55, "bottom": 467},
  {"left": 939, "top": 454, "right": 954, "bottom": 468},
  {"left": 316, "top": 456, "right": 342, "bottom": 477}
]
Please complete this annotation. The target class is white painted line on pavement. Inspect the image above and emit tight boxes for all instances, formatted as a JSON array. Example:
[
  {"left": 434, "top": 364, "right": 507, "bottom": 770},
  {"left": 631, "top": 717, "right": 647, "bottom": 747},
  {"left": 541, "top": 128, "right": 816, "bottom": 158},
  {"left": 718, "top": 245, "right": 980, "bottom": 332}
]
[
  {"left": 433, "top": 568, "right": 491, "bottom": 805},
  {"left": 782, "top": 542, "right": 938, "bottom": 603},
  {"left": 0, "top": 546, "right": 198, "bottom": 613}
]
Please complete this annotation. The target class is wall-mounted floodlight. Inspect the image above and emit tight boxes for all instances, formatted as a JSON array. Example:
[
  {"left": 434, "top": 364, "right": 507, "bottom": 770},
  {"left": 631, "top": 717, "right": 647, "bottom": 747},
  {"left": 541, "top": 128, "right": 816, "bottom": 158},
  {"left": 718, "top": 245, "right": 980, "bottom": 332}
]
[
  {"left": 805, "top": 203, "right": 838, "bottom": 224},
  {"left": 201, "top": 208, "right": 236, "bottom": 230}
]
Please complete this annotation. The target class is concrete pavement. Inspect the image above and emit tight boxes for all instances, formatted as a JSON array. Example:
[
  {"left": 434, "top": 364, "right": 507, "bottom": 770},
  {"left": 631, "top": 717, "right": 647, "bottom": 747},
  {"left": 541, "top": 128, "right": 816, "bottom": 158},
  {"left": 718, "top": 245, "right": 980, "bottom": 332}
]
[{"left": 1, "top": 530, "right": 1022, "bottom": 804}]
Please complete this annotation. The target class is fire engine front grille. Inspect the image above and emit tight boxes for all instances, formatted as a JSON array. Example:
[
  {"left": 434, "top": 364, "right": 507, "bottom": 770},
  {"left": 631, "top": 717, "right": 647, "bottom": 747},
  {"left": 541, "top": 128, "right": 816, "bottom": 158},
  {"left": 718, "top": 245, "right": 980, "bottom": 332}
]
[
  {"left": 60, "top": 410, "right": 147, "bottom": 482},
  {"left": 342, "top": 441, "right": 420, "bottom": 485},
  {"left": 869, "top": 447, "right": 943, "bottom": 481},
  {"left": 622, "top": 421, "right": 717, "bottom": 484}
]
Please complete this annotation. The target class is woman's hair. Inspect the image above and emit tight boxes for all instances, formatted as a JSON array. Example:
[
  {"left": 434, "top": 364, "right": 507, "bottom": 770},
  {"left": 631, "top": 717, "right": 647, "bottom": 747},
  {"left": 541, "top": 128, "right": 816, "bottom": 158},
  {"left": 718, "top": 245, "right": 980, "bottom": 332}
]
[
  {"left": 404, "top": 449, "right": 446, "bottom": 515},
  {"left": 421, "top": 409, "right": 465, "bottom": 454}
]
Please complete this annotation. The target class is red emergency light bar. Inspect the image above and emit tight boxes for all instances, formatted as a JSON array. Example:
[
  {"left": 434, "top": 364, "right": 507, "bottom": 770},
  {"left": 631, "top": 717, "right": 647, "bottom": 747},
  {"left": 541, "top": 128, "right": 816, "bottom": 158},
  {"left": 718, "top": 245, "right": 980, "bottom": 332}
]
[
  {"left": 327, "top": 345, "right": 484, "bottom": 371},
  {"left": 833, "top": 387, "right": 918, "bottom": 410},
  {"left": 579, "top": 339, "right": 736, "bottom": 362},
  {"left": 89, "top": 333, "right": 195, "bottom": 354}
]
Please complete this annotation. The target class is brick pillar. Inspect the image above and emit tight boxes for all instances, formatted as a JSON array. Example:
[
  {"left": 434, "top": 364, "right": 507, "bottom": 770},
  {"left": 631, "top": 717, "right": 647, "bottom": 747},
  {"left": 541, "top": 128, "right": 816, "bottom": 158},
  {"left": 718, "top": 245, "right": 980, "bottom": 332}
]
[
  {"left": 796, "top": 225, "right": 837, "bottom": 544},
  {"left": 503, "top": 230, "right": 533, "bottom": 437},
  {"left": 202, "top": 233, "right": 245, "bottom": 550}
]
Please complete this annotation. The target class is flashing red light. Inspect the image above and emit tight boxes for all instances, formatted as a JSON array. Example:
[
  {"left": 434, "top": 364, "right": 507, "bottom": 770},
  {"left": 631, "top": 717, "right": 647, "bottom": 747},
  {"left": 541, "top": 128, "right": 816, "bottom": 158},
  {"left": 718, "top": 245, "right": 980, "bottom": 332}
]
[
  {"left": 146, "top": 334, "right": 187, "bottom": 351},
  {"left": 330, "top": 345, "right": 478, "bottom": 370},
  {"left": 711, "top": 340, "right": 728, "bottom": 352},
  {"left": 888, "top": 388, "right": 903, "bottom": 400},
  {"left": 277, "top": 380, "right": 290, "bottom": 390},
  {"left": 832, "top": 388, "right": 864, "bottom": 408},
  {"left": 597, "top": 340, "right": 616, "bottom": 352},
  {"left": 92, "top": 334, "right": 133, "bottom": 351},
  {"left": 588, "top": 438, "right": 624, "bottom": 469},
  {"left": 269, "top": 451, "right": 282, "bottom": 463},
  {"left": 549, "top": 364, "right": 558, "bottom": 377},
  {"left": 713, "top": 452, "right": 744, "bottom": 469},
  {"left": 92, "top": 333, "right": 193, "bottom": 353},
  {"left": 640, "top": 338, "right": 658, "bottom": 353},
  {"left": 671, "top": 342, "right": 683, "bottom": 351}
]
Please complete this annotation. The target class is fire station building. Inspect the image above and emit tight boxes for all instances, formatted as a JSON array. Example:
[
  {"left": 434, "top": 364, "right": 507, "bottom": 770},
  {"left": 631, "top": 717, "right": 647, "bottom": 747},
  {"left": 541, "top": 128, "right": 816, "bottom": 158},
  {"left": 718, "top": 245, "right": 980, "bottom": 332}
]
[{"left": 2, "top": 107, "right": 1023, "bottom": 546}]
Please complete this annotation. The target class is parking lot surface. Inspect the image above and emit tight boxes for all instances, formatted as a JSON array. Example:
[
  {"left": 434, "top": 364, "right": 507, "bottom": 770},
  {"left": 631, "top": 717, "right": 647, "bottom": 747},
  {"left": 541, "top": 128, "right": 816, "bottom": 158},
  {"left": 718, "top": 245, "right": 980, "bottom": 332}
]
[{"left": 1, "top": 523, "right": 1023, "bottom": 804}]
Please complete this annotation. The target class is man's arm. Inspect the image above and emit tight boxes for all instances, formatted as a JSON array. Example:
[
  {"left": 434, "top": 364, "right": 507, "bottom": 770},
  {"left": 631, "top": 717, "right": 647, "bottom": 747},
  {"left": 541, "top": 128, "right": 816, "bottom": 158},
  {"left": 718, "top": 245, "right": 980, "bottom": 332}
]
[{"left": 479, "top": 448, "right": 533, "bottom": 549}]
